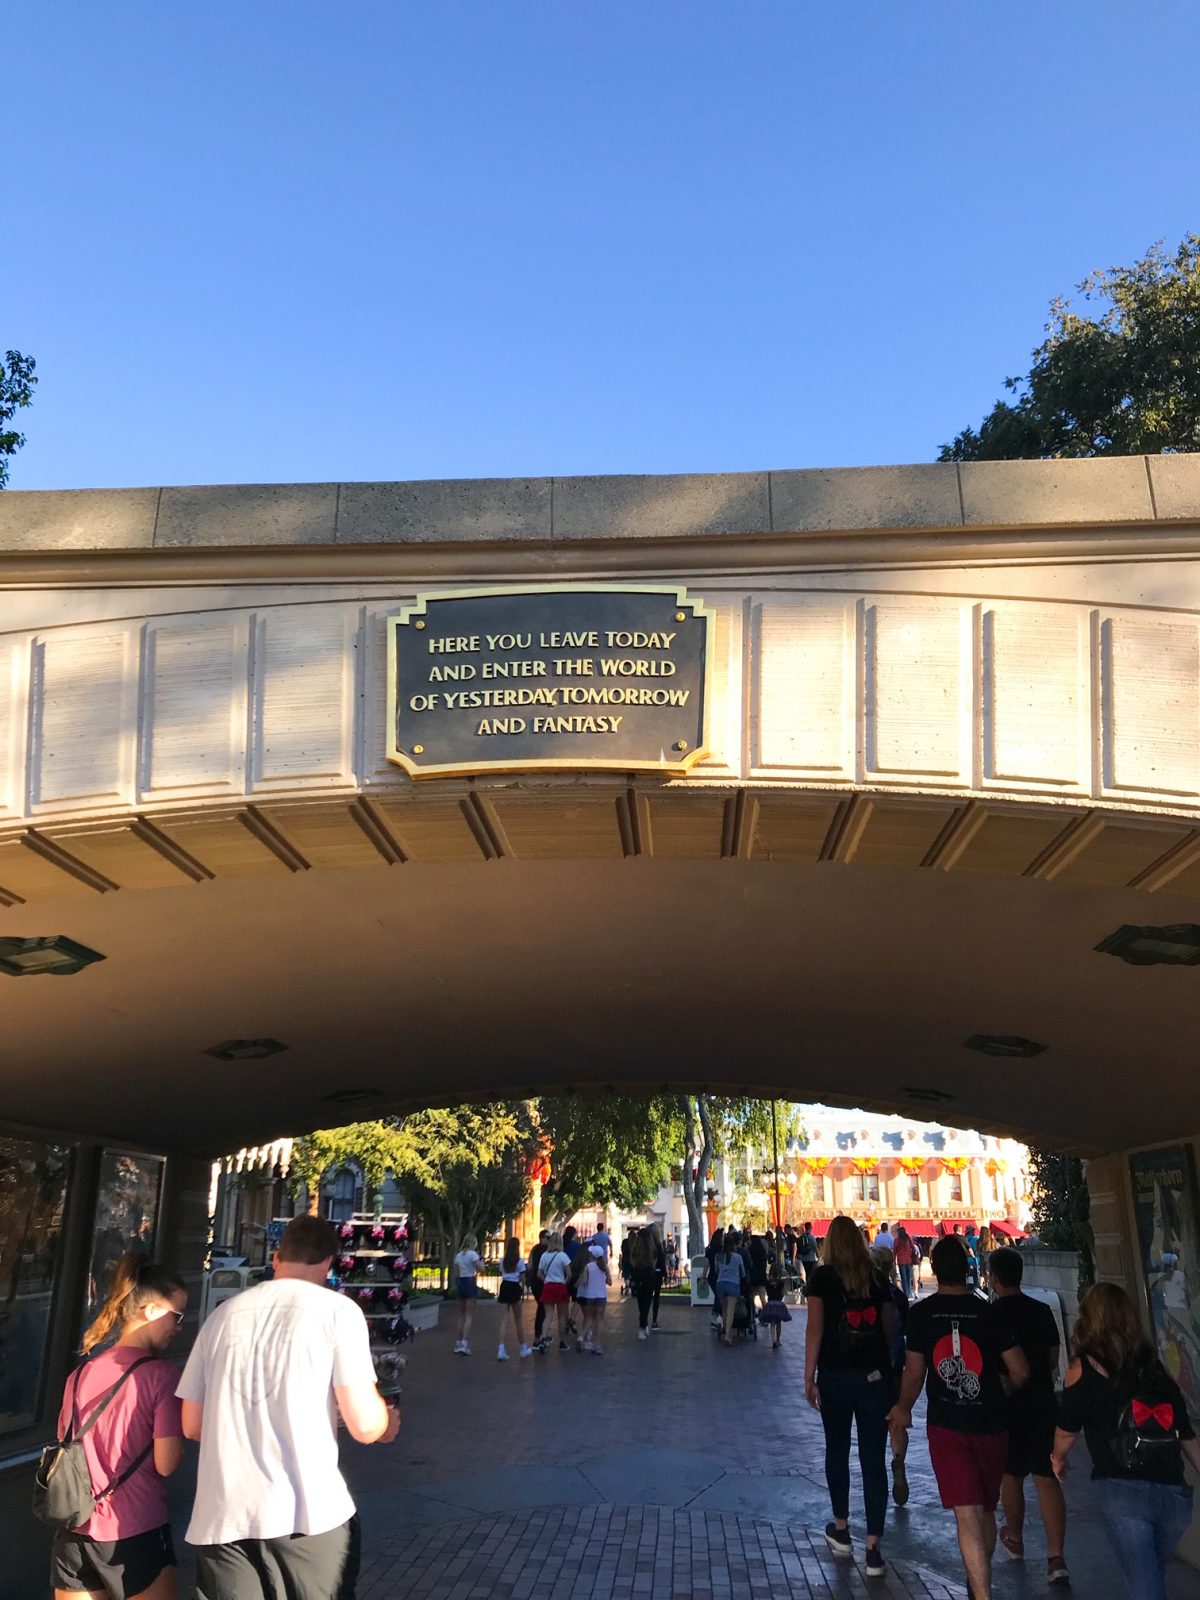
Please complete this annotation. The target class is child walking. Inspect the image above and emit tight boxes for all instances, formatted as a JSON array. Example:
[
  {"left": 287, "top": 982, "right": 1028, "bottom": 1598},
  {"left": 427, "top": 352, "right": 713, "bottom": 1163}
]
[
  {"left": 575, "top": 1244, "right": 612, "bottom": 1354},
  {"left": 497, "top": 1236, "right": 532, "bottom": 1361},
  {"left": 758, "top": 1273, "right": 793, "bottom": 1349}
]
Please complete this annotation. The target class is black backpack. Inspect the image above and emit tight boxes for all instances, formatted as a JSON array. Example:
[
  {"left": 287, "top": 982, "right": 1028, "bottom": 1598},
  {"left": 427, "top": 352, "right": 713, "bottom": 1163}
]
[
  {"left": 33, "top": 1356, "right": 158, "bottom": 1531},
  {"left": 837, "top": 1292, "right": 887, "bottom": 1363},
  {"left": 1112, "top": 1367, "right": 1185, "bottom": 1477}
]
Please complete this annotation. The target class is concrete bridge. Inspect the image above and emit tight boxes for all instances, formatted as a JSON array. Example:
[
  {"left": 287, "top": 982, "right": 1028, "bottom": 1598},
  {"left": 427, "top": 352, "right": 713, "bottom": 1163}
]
[{"left": 3, "top": 456, "right": 1200, "bottom": 1573}]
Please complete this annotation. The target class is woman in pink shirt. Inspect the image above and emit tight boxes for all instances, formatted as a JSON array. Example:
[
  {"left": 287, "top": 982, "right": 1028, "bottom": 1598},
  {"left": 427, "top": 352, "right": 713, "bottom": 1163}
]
[{"left": 51, "top": 1252, "right": 187, "bottom": 1600}]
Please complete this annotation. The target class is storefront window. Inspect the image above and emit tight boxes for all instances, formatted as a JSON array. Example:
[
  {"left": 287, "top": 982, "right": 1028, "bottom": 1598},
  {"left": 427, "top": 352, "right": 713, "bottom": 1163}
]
[
  {"left": 0, "top": 1137, "right": 73, "bottom": 1436},
  {"left": 86, "top": 1151, "right": 166, "bottom": 1319}
]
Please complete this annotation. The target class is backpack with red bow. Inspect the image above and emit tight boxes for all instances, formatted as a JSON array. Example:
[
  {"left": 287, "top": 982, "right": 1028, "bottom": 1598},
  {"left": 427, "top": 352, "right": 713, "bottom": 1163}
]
[
  {"left": 837, "top": 1295, "right": 887, "bottom": 1363},
  {"left": 1113, "top": 1367, "right": 1184, "bottom": 1476}
]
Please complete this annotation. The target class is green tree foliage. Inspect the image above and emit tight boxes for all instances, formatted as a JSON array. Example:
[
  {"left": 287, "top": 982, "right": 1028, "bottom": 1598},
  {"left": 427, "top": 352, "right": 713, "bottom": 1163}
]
[
  {"left": 678, "top": 1095, "right": 803, "bottom": 1258},
  {"left": 940, "top": 237, "right": 1200, "bottom": 461},
  {"left": 538, "top": 1094, "right": 681, "bottom": 1222},
  {"left": 291, "top": 1104, "right": 540, "bottom": 1275},
  {"left": 0, "top": 351, "right": 37, "bottom": 488},
  {"left": 289, "top": 1120, "right": 411, "bottom": 1198},
  {"left": 1028, "top": 1148, "right": 1094, "bottom": 1285},
  {"left": 395, "top": 1101, "right": 539, "bottom": 1262}
]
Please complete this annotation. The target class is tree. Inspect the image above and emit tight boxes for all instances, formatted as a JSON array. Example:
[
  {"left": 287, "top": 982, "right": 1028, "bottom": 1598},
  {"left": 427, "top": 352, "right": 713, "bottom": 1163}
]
[
  {"left": 677, "top": 1096, "right": 803, "bottom": 1259},
  {"left": 0, "top": 351, "right": 37, "bottom": 488},
  {"left": 939, "top": 237, "right": 1200, "bottom": 461},
  {"left": 291, "top": 1105, "right": 540, "bottom": 1286},
  {"left": 289, "top": 1120, "right": 411, "bottom": 1211},
  {"left": 1028, "top": 1148, "right": 1094, "bottom": 1286},
  {"left": 396, "top": 1103, "right": 539, "bottom": 1284},
  {"left": 537, "top": 1093, "right": 682, "bottom": 1224}
]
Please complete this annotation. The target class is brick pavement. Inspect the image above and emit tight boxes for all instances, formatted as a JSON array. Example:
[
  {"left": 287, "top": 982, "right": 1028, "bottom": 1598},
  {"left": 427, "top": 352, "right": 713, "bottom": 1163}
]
[
  {"left": 359, "top": 1505, "right": 966, "bottom": 1600},
  {"left": 152, "top": 1292, "right": 1200, "bottom": 1598}
]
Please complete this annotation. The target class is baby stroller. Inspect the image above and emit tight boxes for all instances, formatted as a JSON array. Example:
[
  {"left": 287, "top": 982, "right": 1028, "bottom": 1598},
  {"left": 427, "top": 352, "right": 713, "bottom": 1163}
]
[{"left": 709, "top": 1278, "right": 757, "bottom": 1341}]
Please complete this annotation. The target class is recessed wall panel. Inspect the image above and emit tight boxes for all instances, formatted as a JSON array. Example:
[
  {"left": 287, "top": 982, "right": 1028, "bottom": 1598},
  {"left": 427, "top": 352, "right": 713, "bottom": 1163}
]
[
  {"left": 361, "top": 603, "right": 409, "bottom": 786},
  {"left": 695, "top": 601, "right": 742, "bottom": 778},
  {"left": 29, "top": 627, "right": 136, "bottom": 811},
  {"left": 1102, "top": 615, "right": 1200, "bottom": 798},
  {"left": 864, "top": 600, "right": 968, "bottom": 782},
  {"left": 0, "top": 638, "right": 26, "bottom": 819},
  {"left": 751, "top": 600, "right": 853, "bottom": 778},
  {"left": 141, "top": 618, "right": 248, "bottom": 799},
  {"left": 252, "top": 607, "right": 357, "bottom": 789},
  {"left": 983, "top": 605, "right": 1088, "bottom": 789}
]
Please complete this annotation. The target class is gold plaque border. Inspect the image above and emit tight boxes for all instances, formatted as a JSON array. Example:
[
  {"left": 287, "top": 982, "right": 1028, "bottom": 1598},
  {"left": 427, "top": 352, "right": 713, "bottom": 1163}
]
[{"left": 385, "top": 582, "right": 716, "bottom": 780}]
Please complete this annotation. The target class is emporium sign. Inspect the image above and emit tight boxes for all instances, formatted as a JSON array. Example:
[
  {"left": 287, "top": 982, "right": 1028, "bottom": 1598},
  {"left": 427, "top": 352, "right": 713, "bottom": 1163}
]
[{"left": 386, "top": 585, "right": 713, "bottom": 778}]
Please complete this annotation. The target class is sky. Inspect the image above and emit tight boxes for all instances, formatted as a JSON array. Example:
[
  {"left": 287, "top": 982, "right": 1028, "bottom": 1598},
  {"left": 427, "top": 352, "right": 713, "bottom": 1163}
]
[{"left": 8, "top": 2, "right": 1200, "bottom": 490}]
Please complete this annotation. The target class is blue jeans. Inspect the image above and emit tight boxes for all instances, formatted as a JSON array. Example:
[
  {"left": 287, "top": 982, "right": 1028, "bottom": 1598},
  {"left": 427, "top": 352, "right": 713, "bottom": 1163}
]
[
  {"left": 817, "top": 1366, "right": 893, "bottom": 1537},
  {"left": 1101, "top": 1478, "right": 1194, "bottom": 1600},
  {"left": 898, "top": 1262, "right": 913, "bottom": 1298}
]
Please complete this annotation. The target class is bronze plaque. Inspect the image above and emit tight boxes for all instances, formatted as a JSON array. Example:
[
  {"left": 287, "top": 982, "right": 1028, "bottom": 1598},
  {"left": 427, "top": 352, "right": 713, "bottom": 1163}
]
[{"left": 386, "top": 584, "right": 713, "bottom": 778}]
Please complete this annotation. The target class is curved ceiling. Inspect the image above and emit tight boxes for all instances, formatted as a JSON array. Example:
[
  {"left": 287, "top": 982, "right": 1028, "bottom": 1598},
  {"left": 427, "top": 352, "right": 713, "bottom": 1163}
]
[{"left": 3, "top": 787, "right": 1199, "bottom": 1158}]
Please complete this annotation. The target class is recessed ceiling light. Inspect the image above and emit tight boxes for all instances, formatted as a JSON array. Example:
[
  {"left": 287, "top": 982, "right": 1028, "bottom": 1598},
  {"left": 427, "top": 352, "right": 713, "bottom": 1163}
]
[
  {"left": 204, "top": 1038, "right": 288, "bottom": 1061},
  {"left": 964, "top": 1034, "right": 1046, "bottom": 1059},
  {"left": 1095, "top": 924, "right": 1200, "bottom": 967},
  {"left": 0, "top": 935, "right": 105, "bottom": 977},
  {"left": 322, "top": 1088, "right": 383, "bottom": 1105},
  {"left": 902, "top": 1086, "right": 955, "bottom": 1104}
]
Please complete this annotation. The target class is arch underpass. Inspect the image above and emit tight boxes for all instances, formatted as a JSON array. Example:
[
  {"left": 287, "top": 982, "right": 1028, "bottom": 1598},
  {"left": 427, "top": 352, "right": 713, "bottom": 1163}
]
[
  {"left": 3, "top": 458, "right": 1200, "bottom": 1536},
  {"left": 1, "top": 783, "right": 1199, "bottom": 1158}
]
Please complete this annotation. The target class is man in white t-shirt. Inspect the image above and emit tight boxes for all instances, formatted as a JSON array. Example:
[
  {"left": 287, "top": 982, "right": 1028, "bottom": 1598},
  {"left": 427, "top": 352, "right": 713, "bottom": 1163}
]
[
  {"left": 874, "top": 1221, "right": 896, "bottom": 1251},
  {"left": 178, "top": 1215, "right": 399, "bottom": 1599}
]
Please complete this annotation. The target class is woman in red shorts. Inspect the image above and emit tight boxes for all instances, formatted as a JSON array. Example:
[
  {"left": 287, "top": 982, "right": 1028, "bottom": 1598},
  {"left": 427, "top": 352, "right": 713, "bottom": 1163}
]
[{"left": 536, "top": 1231, "right": 573, "bottom": 1350}]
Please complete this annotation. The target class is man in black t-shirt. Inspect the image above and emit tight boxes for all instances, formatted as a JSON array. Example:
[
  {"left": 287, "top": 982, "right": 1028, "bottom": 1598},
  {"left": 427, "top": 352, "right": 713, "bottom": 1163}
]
[
  {"left": 889, "top": 1237, "right": 1029, "bottom": 1600},
  {"left": 528, "top": 1229, "right": 550, "bottom": 1348},
  {"left": 989, "top": 1247, "right": 1069, "bottom": 1584}
]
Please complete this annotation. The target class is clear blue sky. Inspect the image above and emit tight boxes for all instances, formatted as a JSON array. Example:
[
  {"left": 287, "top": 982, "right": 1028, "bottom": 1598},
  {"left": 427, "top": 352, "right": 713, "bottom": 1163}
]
[{"left": 9, "top": 3, "right": 1198, "bottom": 490}]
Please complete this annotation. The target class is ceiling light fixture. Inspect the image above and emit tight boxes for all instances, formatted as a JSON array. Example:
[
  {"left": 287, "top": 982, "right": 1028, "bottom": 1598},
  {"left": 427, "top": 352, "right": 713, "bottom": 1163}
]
[
  {"left": 0, "top": 935, "right": 106, "bottom": 977},
  {"left": 901, "top": 1086, "right": 955, "bottom": 1104},
  {"left": 204, "top": 1039, "right": 288, "bottom": 1061},
  {"left": 964, "top": 1034, "right": 1046, "bottom": 1059},
  {"left": 1095, "top": 924, "right": 1200, "bottom": 967},
  {"left": 322, "top": 1088, "right": 383, "bottom": 1105}
]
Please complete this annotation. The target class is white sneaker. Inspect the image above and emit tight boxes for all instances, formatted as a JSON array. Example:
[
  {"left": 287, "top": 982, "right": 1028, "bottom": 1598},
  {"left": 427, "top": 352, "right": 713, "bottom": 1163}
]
[
  {"left": 454, "top": 1340, "right": 464, "bottom": 1353},
  {"left": 638, "top": 1328, "right": 649, "bottom": 1341},
  {"left": 519, "top": 1345, "right": 532, "bottom": 1358},
  {"left": 460, "top": 1343, "right": 470, "bottom": 1356},
  {"left": 497, "top": 1346, "right": 509, "bottom": 1361}
]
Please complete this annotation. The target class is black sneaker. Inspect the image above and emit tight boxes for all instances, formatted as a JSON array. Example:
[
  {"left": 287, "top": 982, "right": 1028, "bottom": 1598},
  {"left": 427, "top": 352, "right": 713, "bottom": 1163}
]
[
  {"left": 824, "top": 1524, "right": 852, "bottom": 1558},
  {"left": 865, "top": 1546, "right": 886, "bottom": 1580},
  {"left": 891, "top": 1455, "right": 909, "bottom": 1507}
]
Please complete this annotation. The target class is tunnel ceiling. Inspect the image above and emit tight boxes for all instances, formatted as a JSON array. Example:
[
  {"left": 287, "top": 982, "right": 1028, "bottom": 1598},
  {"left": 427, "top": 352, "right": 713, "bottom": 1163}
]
[{"left": 3, "top": 833, "right": 1199, "bottom": 1157}]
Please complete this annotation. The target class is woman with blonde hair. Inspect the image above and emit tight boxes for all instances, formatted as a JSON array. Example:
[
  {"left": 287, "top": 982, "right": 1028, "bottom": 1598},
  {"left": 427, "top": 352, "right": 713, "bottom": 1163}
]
[
  {"left": 1054, "top": 1282, "right": 1200, "bottom": 1600},
  {"left": 804, "top": 1215, "right": 897, "bottom": 1579},
  {"left": 47, "top": 1251, "right": 187, "bottom": 1600},
  {"left": 452, "top": 1231, "right": 484, "bottom": 1355},
  {"left": 537, "top": 1231, "right": 574, "bottom": 1350}
]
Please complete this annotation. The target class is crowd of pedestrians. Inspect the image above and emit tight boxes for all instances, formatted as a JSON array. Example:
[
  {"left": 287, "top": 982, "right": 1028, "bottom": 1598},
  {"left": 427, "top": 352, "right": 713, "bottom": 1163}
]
[{"left": 38, "top": 1211, "right": 1200, "bottom": 1600}]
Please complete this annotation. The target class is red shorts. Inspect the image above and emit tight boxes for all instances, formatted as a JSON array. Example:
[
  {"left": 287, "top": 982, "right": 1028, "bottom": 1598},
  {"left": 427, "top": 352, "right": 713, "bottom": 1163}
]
[
  {"left": 541, "top": 1282, "right": 569, "bottom": 1304},
  {"left": 927, "top": 1425, "right": 1008, "bottom": 1510}
]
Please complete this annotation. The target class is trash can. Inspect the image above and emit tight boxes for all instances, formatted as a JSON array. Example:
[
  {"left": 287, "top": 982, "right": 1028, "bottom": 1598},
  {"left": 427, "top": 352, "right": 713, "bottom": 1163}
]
[{"left": 689, "top": 1255, "right": 713, "bottom": 1307}]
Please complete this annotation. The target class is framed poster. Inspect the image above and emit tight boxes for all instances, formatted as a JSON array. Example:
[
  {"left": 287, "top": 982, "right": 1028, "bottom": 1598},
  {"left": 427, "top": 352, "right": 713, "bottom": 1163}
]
[
  {"left": 85, "top": 1150, "right": 166, "bottom": 1322},
  {"left": 1128, "top": 1144, "right": 1200, "bottom": 1411}
]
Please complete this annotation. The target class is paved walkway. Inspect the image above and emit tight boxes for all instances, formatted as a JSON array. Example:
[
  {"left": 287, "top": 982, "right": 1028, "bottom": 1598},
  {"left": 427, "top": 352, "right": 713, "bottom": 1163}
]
[
  {"left": 137, "top": 1292, "right": 1200, "bottom": 1599},
  {"left": 334, "top": 1295, "right": 1200, "bottom": 1599}
]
